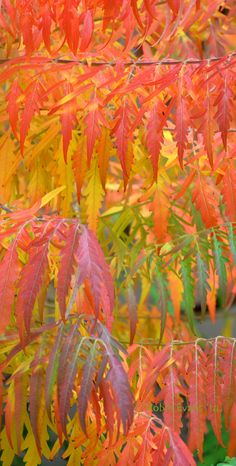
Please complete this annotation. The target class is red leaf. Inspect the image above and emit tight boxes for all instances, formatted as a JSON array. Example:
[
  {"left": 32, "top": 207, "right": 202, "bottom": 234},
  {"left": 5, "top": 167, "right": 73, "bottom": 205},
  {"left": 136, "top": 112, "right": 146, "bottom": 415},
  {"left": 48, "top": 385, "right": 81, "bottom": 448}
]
[
  {"left": 151, "top": 184, "right": 170, "bottom": 244},
  {"left": 188, "top": 345, "right": 207, "bottom": 461},
  {"left": 16, "top": 246, "right": 49, "bottom": 342},
  {"left": 99, "top": 379, "right": 115, "bottom": 443},
  {"left": 167, "top": 0, "right": 181, "bottom": 17},
  {"left": 228, "top": 402, "right": 236, "bottom": 456},
  {"left": 53, "top": 392, "right": 63, "bottom": 447},
  {"left": 198, "top": 76, "right": 215, "bottom": 168},
  {"left": 192, "top": 175, "right": 220, "bottom": 228},
  {"left": 58, "top": 329, "right": 86, "bottom": 436},
  {"left": 80, "top": 10, "right": 93, "bottom": 51},
  {"left": 215, "top": 69, "right": 234, "bottom": 150},
  {"left": 102, "top": 0, "right": 120, "bottom": 31},
  {"left": 72, "top": 139, "right": 88, "bottom": 201},
  {"left": 15, "top": 221, "right": 63, "bottom": 342},
  {"left": 174, "top": 171, "right": 196, "bottom": 201},
  {"left": 57, "top": 223, "right": 81, "bottom": 319},
  {"left": 74, "top": 227, "right": 114, "bottom": 326},
  {"left": 60, "top": 3, "right": 80, "bottom": 55},
  {"left": 20, "top": 80, "right": 44, "bottom": 153},
  {"left": 134, "top": 421, "right": 156, "bottom": 465},
  {"left": 146, "top": 102, "right": 166, "bottom": 180},
  {"left": 61, "top": 103, "right": 77, "bottom": 163},
  {"left": 169, "top": 430, "right": 196, "bottom": 466},
  {"left": 113, "top": 101, "right": 133, "bottom": 188},
  {"left": 90, "top": 388, "right": 102, "bottom": 434},
  {"left": 107, "top": 354, "right": 134, "bottom": 436},
  {"left": 97, "top": 127, "right": 111, "bottom": 190},
  {"left": 59, "top": 82, "right": 77, "bottom": 163},
  {"left": 77, "top": 342, "right": 98, "bottom": 434},
  {"left": 6, "top": 200, "right": 41, "bottom": 221},
  {"left": 0, "top": 241, "right": 20, "bottom": 334},
  {"left": 206, "top": 340, "right": 224, "bottom": 446},
  {"left": 221, "top": 340, "right": 236, "bottom": 429},
  {"left": 6, "top": 78, "right": 21, "bottom": 138},
  {"left": 41, "top": 2, "right": 52, "bottom": 51},
  {"left": 57, "top": 323, "right": 79, "bottom": 396},
  {"left": 152, "top": 426, "right": 169, "bottom": 465},
  {"left": 84, "top": 98, "right": 106, "bottom": 166},
  {"left": 98, "top": 325, "right": 133, "bottom": 436},
  {"left": 142, "top": 0, "right": 156, "bottom": 18},
  {"left": 175, "top": 83, "right": 189, "bottom": 169},
  {"left": 143, "top": 65, "right": 182, "bottom": 104},
  {"left": 130, "top": 0, "right": 143, "bottom": 28},
  {"left": 164, "top": 367, "right": 183, "bottom": 435},
  {"left": 21, "top": 8, "right": 34, "bottom": 55},
  {"left": 139, "top": 346, "right": 171, "bottom": 400}
]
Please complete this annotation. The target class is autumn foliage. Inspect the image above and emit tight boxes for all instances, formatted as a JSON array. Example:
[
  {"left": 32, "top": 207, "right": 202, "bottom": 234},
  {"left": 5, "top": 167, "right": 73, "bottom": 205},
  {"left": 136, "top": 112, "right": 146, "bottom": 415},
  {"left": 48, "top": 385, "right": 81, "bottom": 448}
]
[{"left": 0, "top": 0, "right": 236, "bottom": 465}]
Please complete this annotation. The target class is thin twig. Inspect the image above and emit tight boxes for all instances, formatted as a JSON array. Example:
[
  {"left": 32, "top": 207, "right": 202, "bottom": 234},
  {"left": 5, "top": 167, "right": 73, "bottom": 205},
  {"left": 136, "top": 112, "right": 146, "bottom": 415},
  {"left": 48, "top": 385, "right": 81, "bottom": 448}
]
[
  {"left": 0, "top": 52, "right": 235, "bottom": 67},
  {"left": 120, "top": 335, "right": 236, "bottom": 347},
  {"left": 0, "top": 203, "right": 13, "bottom": 213}
]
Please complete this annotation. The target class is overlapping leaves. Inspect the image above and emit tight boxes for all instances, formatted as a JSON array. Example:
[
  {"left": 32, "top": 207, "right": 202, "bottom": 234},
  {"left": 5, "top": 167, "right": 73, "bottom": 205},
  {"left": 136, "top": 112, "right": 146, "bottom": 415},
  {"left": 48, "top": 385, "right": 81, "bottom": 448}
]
[
  {"left": 1, "top": 329, "right": 236, "bottom": 464},
  {"left": 0, "top": 217, "right": 114, "bottom": 341},
  {"left": 0, "top": 0, "right": 230, "bottom": 57},
  {"left": 1, "top": 53, "right": 236, "bottom": 193}
]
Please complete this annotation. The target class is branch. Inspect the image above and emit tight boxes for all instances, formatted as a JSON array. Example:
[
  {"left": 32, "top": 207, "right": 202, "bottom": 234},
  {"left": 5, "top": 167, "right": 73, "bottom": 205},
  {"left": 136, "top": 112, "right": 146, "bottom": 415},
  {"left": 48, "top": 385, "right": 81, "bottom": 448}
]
[
  {"left": 0, "top": 52, "right": 235, "bottom": 67},
  {"left": 120, "top": 335, "right": 236, "bottom": 347}
]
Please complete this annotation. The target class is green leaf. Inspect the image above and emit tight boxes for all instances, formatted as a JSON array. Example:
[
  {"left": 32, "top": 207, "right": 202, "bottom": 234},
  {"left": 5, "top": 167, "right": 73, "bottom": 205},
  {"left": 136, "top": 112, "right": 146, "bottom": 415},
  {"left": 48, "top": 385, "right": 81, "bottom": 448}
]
[
  {"left": 212, "top": 232, "right": 227, "bottom": 308},
  {"left": 228, "top": 223, "right": 236, "bottom": 266},
  {"left": 217, "top": 458, "right": 236, "bottom": 466},
  {"left": 196, "top": 250, "right": 210, "bottom": 317},
  {"left": 180, "top": 256, "right": 195, "bottom": 333},
  {"left": 155, "top": 260, "right": 170, "bottom": 344}
]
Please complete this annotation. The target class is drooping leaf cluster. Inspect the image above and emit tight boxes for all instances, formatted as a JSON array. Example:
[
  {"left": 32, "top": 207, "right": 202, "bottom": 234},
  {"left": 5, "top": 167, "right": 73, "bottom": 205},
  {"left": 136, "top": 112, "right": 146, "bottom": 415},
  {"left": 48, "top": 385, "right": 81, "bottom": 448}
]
[{"left": 1, "top": 319, "right": 236, "bottom": 464}]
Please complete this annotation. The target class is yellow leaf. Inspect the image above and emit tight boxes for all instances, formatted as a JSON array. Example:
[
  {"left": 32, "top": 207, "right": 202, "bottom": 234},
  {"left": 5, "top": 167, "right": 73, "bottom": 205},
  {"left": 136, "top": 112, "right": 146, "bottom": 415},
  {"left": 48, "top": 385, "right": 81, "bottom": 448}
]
[
  {"left": 139, "top": 274, "right": 151, "bottom": 306},
  {"left": 25, "top": 122, "right": 59, "bottom": 165},
  {"left": 40, "top": 185, "right": 66, "bottom": 208},
  {"left": 0, "top": 427, "right": 15, "bottom": 466},
  {"left": 159, "top": 241, "right": 174, "bottom": 256},
  {"left": 56, "top": 143, "right": 74, "bottom": 216},
  {"left": 97, "top": 127, "right": 113, "bottom": 190},
  {"left": 21, "top": 417, "right": 41, "bottom": 466},
  {"left": 12, "top": 355, "right": 34, "bottom": 376},
  {"left": 49, "top": 439, "right": 61, "bottom": 460},
  {"left": 101, "top": 205, "right": 124, "bottom": 217},
  {"left": 82, "top": 156, "right": 104, "bottom": 231},
  {"left": 27, "top": 156, "right": 52, "bottom": 204},
  {"left": 65, "top": 448, "right": 82, "bottom": 465},
  {"left": 0, "top": 133, "right": 20, "bottom": 203}
]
